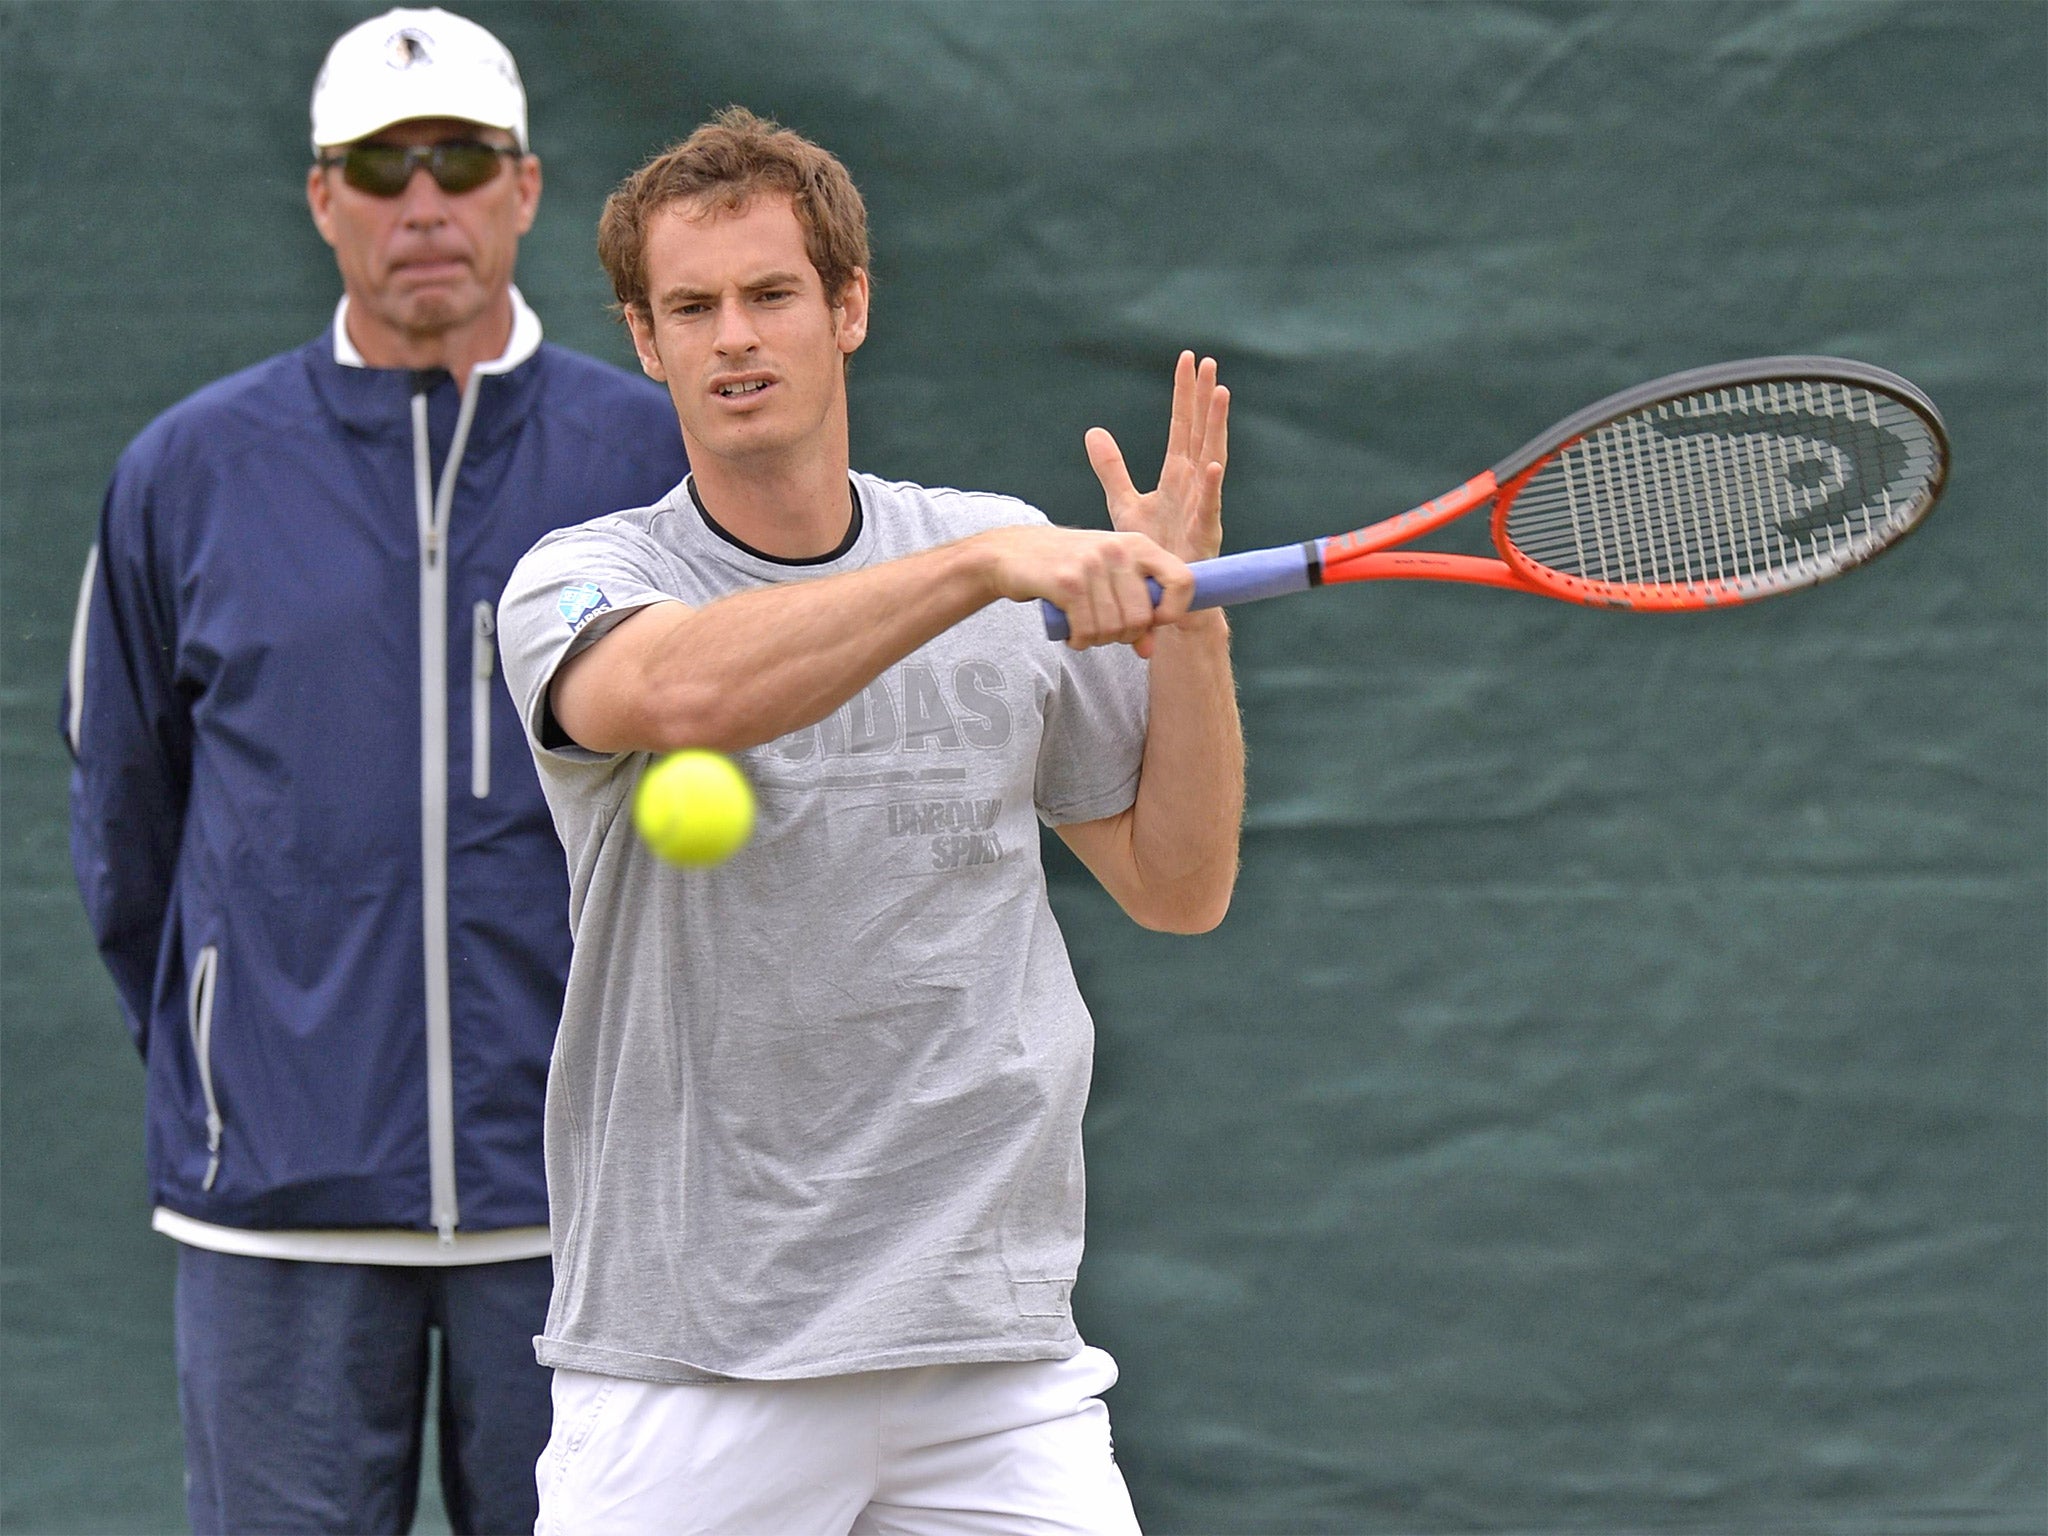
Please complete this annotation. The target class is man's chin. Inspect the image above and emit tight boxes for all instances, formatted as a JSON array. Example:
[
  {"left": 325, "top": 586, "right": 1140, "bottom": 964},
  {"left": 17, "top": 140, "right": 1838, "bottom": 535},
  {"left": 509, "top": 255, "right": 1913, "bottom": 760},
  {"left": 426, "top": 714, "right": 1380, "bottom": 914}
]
[
  {"left": 399, "top": 294, "right": 474, "bottom": 334},
  {"left": 381, "top": 276, "right": 488, "bottom": 336},
  {"left": 685, "top": 423, "right": 801, "bottom": 468}
]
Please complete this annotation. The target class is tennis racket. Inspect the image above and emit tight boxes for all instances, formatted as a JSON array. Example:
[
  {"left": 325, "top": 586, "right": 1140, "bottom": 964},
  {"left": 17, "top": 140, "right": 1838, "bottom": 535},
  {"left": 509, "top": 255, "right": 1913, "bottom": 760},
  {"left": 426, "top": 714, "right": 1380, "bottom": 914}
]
[{"left": 1040, "top": 356, "right": 1948, "bottom": 639}]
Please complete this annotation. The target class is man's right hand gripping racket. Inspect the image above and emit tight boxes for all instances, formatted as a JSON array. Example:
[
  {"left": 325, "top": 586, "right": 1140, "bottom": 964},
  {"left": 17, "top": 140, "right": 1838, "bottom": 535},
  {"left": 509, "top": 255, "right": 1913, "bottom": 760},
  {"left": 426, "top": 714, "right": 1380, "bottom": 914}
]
[{"left": 1041, "top": 356, "right": 1948, "bottom": 638}]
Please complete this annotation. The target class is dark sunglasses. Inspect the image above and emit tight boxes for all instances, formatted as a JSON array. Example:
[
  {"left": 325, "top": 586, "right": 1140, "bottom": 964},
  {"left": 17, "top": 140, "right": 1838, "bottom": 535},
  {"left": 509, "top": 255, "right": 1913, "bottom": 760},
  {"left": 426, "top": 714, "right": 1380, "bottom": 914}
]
[{"left": 317, "top": 139, "right": 522, "bottom": 198}]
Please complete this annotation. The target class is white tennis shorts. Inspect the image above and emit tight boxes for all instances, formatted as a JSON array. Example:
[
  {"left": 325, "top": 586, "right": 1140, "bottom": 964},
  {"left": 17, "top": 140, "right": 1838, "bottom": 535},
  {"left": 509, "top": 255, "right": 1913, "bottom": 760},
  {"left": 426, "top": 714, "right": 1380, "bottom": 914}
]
[{"left": 534, "top": 1345, "right": 1142, "bottom": 1535}]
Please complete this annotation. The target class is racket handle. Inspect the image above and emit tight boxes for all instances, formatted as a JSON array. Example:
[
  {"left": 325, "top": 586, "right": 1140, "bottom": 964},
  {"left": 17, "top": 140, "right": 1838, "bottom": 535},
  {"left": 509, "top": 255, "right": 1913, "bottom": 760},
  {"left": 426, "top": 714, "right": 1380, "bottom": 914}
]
[{"left": 1038, "top": 544, "right": 1317, "bottom": 640}]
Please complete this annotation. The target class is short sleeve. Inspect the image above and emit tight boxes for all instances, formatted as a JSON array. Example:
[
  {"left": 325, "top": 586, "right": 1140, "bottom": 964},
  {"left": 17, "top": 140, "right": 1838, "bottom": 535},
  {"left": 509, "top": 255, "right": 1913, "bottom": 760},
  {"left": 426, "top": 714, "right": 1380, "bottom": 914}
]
[
  {"left": 1033, "top": 641, "right": 1149, "bottom": 826},
  {"left": 497, "top": 518, "right": 681, "bottom": 762}
]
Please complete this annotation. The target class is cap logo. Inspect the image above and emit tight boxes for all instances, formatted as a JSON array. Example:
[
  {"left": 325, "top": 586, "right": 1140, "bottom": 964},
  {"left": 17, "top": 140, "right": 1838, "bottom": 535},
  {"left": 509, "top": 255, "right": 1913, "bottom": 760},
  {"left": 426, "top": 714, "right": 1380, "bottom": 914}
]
[{"left": 384, "top": 28, "right": 434, "bottom": 70}]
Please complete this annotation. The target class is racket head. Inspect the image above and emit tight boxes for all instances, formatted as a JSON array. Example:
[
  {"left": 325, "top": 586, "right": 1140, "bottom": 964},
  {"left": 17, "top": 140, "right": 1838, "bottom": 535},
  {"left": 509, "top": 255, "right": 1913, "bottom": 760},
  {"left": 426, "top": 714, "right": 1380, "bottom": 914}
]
[{"left": 1488, "top": 357, "right": 1949, "bottom": 609}]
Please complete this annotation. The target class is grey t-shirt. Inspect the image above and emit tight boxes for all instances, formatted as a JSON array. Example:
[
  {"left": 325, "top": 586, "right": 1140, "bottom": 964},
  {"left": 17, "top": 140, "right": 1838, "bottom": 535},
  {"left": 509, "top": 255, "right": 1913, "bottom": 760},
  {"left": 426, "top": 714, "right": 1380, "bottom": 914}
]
[{"left": 497, "top": 472, "right": 1149, "bottom": 1382}]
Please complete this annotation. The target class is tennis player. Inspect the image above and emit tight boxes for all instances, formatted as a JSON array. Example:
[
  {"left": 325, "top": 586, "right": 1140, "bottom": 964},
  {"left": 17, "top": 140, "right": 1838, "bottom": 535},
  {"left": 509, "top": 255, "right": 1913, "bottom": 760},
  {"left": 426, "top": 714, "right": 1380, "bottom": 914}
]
[{"left": 496, "top": 108, "right": 1243, "bottom": 1532}]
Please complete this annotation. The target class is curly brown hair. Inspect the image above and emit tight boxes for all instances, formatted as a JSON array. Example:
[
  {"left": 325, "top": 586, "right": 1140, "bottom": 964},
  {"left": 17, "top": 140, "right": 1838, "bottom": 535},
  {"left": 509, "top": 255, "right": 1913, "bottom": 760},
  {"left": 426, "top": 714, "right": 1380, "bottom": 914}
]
[{"left": 597, "top": 106, "right": 870, "bottom": 319}]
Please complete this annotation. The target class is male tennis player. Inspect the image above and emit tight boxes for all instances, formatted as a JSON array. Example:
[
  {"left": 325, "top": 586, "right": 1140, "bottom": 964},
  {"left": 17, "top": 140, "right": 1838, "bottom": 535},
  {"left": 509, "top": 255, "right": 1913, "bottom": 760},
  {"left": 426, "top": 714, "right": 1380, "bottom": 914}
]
[
  {"left": 65, "top": 9, "right": 685, "bottom": 1531},
  {"left": 496, "top": 108, "right": 1242, "bottom": 1532}
]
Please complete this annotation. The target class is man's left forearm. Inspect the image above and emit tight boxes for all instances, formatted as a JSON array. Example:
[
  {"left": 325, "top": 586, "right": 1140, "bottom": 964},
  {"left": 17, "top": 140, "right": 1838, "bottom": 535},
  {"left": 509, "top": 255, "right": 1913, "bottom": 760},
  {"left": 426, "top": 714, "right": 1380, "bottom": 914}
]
[{"left": 1122, "top": 611, "right": 1245, "bottom": 931}]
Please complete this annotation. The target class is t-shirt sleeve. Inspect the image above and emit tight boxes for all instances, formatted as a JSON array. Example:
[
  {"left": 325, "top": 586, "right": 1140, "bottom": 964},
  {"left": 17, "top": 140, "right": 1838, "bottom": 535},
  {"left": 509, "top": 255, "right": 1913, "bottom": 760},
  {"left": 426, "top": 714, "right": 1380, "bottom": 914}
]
[
  {"left": 497, "top": 522, "right": 680, "bottom": 763},
  {"left": 1033, "top": 641, "right": 1149, "bottom": 826}
]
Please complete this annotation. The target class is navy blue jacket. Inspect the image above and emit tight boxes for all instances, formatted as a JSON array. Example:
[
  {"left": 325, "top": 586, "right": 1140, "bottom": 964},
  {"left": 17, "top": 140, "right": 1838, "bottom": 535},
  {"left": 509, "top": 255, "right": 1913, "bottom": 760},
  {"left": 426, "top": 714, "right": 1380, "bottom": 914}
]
[{"left": 66, "top": 324, "right": 687, "bottom": 1235}]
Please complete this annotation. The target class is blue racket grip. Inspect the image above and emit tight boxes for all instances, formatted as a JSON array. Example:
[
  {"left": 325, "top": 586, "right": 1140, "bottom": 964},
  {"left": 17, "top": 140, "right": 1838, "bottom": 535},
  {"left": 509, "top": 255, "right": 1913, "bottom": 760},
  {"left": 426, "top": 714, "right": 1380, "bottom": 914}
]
[{"left": 1038, "top": 543, "right": 1318, "bottom": 640}]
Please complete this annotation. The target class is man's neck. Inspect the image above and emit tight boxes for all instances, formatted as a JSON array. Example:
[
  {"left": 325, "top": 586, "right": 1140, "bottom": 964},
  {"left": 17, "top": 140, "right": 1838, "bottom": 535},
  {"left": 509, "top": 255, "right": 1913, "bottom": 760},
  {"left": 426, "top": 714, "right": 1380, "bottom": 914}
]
[
  {"left": 685, "top": 441, "right": 857, "bottom": 562},
  {"left": 340, "top": 290, "right": 515, "bottom": 391}
]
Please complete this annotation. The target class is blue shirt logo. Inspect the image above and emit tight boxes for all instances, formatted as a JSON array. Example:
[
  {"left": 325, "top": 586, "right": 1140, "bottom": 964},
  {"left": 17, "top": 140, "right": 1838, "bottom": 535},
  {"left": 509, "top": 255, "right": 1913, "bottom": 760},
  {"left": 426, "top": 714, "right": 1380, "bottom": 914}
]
[{"left": 557, "top": 582, "right": 612, "bottom": 631}]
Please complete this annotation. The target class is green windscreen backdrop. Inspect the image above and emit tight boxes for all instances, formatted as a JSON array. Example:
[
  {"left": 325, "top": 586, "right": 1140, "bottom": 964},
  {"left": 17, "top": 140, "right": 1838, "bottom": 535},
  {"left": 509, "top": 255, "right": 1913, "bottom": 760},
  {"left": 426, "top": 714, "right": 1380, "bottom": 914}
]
[{"left": 4, "top": 3, "right": 2042, "bottom": 1532}]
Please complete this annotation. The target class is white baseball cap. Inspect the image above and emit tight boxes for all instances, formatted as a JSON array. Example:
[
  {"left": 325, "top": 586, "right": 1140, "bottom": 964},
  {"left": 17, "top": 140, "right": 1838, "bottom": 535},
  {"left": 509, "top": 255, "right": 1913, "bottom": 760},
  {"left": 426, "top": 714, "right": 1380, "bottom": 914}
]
[{"left": 310, "top": 8, "right": 528, "bottom": 151}]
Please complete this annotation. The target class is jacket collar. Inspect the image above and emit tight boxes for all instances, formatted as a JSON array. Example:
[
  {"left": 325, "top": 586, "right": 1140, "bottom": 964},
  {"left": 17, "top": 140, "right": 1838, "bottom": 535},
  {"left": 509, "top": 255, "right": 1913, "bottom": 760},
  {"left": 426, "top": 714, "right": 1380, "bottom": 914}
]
[
  {"left": 330, "top": 286, "right": 544, "bottom": 375},
  {"left": 309, "top": 287, "right": 546, "bottom": 443}
]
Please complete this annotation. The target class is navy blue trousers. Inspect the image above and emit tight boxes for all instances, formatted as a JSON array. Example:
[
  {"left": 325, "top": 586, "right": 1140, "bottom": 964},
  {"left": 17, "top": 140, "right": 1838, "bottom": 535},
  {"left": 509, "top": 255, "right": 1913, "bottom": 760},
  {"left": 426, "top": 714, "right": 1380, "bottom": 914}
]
[{"left": 174, "top": 1246, "right": 554, "bottom": 1535}]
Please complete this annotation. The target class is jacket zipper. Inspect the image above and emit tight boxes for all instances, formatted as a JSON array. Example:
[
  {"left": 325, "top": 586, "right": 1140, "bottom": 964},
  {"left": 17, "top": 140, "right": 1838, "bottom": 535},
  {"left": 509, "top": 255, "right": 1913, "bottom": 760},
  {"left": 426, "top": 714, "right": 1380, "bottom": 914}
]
[
  {"left": 187, "top": 945, "right": 224, "bottom": 1191},
  {"left": 472, "top": 601, "right": 495, "bottom": 800},
  {"left": 412, "top": 374, "right": 483, "bottom": 1244}
]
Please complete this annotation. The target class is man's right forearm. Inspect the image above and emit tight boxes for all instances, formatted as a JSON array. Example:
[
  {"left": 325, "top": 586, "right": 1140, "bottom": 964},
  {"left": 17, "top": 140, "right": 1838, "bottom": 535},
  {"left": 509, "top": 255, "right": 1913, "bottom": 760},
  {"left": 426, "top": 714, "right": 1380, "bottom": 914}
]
[
  {"left": 604, "top": 537, "right": 1003, "bottom": 754},
  {"left": 71, "top": 761, "right": 182, "bottom": 1050},
  {"left": 554, "top": 521, "right": 1196, "bottom": 757},
  {"left": 553, "top": 521, "right": 1193, "bottom": 757}
]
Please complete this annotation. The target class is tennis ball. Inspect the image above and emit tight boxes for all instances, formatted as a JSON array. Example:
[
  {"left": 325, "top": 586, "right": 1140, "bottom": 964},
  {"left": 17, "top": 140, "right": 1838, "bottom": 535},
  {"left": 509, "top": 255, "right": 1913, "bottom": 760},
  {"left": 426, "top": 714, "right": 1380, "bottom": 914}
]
[{"left": 632, "top": 749, "right": 755, "bottom": 867}]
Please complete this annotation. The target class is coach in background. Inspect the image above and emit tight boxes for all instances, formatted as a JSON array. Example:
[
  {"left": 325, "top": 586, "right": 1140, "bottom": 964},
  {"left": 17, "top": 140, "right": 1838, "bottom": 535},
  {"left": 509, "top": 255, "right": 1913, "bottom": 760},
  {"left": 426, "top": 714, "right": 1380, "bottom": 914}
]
[{"left": 63, "top": 9, "right": 686, "bottom": 1532}]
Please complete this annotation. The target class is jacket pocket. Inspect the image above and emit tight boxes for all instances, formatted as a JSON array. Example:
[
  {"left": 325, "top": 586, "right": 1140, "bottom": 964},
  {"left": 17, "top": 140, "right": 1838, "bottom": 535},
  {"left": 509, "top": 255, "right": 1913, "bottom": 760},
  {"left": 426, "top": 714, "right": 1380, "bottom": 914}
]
[
  {"left": 187, "top": 945, "right": 224, "bottom": 1191},
  {"left": 472, "top": 600, "right": 496, "bottom": 800}
]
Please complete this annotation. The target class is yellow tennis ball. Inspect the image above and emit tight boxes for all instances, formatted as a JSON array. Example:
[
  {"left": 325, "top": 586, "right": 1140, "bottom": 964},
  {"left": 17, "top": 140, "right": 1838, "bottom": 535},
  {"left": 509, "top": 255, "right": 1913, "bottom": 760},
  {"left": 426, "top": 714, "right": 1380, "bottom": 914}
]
[{"left": 632, "top": 750, "right": 755, "bottom": 867}]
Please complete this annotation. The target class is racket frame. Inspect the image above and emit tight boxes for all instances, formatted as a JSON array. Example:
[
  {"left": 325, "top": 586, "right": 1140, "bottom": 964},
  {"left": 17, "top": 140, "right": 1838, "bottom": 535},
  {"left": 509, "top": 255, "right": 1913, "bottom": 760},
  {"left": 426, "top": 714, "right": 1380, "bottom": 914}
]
[
  {"left": 1038, "top": 355, "right": 1948, "bottom": 637},
  {"left": 1316, "top": 355, "right": 1950, "bottom": 611}
]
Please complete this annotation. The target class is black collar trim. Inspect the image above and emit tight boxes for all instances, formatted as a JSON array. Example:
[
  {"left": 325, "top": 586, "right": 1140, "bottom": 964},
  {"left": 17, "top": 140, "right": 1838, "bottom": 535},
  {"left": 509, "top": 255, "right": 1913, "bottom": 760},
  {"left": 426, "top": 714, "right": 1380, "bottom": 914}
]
[{"left": 686, "top": 477, "right": 863, "bottom": 566}]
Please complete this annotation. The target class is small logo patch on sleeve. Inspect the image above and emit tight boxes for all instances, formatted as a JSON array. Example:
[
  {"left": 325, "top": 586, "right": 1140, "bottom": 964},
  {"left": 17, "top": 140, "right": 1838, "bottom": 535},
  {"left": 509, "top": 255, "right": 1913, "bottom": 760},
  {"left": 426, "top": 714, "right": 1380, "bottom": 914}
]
[{"left": 557, "top": 582, "right": 612, "bottom": 631}]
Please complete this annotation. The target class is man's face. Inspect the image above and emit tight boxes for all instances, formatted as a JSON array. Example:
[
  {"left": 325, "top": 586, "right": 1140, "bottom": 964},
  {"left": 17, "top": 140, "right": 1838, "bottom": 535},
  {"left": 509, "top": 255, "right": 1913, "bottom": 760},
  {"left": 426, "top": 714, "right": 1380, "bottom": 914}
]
[
  {"left": 625, "top": 194, "right": 868, "bottom": 470},
  {"left": 306, "top": 117, "right": 540, "bottom": 343}
]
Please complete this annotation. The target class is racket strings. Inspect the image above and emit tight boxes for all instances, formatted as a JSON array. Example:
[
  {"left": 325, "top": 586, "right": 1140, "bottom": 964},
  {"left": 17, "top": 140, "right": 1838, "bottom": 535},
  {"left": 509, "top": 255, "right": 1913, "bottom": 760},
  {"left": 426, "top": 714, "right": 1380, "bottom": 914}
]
[{"left": 1503, "top": 380, "right": 1942, "bottom": 596}]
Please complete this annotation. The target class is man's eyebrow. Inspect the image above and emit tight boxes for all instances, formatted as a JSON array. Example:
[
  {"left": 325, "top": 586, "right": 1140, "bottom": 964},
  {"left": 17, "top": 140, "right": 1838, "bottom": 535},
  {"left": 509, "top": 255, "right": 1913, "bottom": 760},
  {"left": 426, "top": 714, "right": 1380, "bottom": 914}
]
[{"left": 654, "top": 271, "right": 809, "bottom": 306}]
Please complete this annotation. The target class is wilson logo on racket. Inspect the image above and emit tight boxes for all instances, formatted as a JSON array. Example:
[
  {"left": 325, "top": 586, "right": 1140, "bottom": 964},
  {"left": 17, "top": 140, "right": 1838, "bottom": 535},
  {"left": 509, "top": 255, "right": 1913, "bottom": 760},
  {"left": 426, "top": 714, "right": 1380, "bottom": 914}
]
[{"left": 1039, "top": 356, "right": 1948, "bottom": 637}]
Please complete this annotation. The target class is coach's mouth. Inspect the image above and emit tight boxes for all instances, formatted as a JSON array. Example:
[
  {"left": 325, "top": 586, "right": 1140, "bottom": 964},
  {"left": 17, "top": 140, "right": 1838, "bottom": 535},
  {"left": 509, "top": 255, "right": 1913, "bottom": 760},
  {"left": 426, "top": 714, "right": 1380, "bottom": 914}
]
[{"left": 390, "top": 246, "right": 473, "bottom": 283}]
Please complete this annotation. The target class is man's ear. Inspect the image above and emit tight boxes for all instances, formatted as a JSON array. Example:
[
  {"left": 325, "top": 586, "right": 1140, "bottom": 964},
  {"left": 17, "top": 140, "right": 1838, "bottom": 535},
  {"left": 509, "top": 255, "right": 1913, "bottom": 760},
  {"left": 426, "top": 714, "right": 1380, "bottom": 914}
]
[
  {"left": 833, "top": 268, "right": 870, "bottom": 356},
  {"left": 624, "top": 305, "right": 666, "bottom": 382},
  {"left": 306, "top": 163, "right": 340, "bottom": 250},
  {"left": 513, "top": 153, "right": 542, "bottom": 237}
]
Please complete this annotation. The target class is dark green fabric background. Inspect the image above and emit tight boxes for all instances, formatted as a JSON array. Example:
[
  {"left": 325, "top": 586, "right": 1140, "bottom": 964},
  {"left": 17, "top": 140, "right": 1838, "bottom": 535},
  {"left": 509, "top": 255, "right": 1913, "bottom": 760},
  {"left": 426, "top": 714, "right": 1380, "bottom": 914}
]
[{"left": 3, "top": 3, "right": 2042, "bottom": 1532}]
